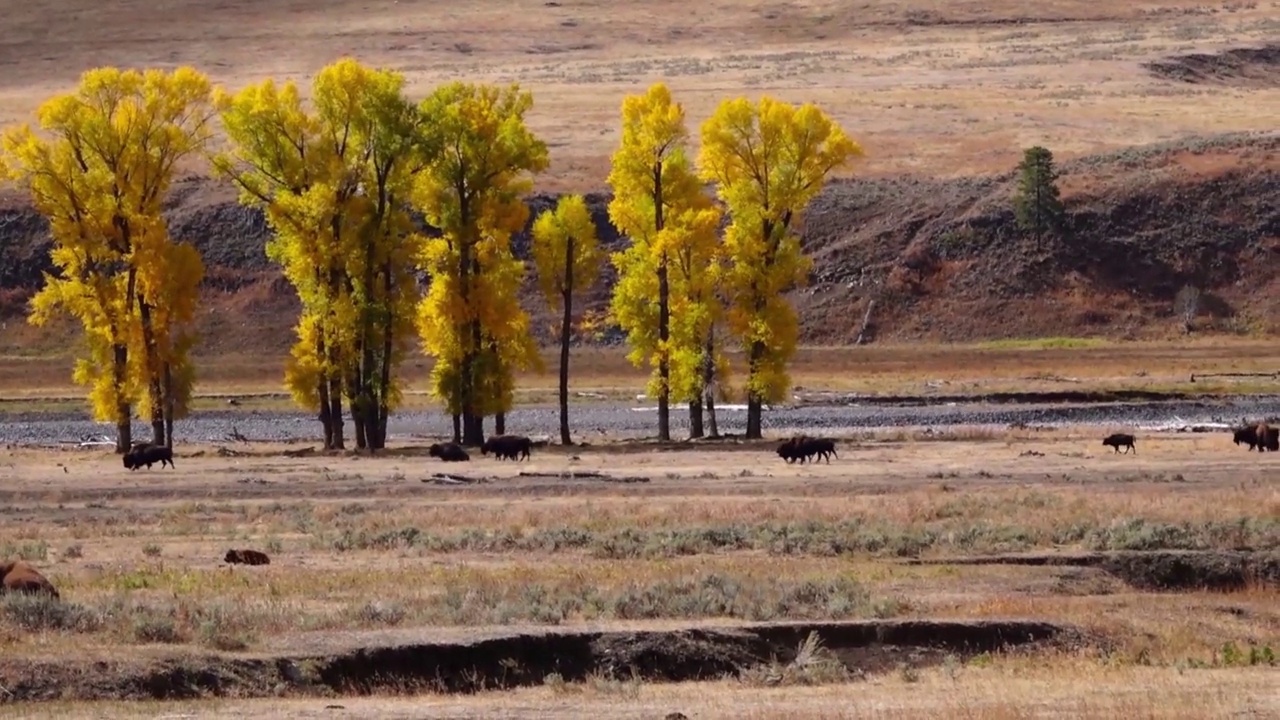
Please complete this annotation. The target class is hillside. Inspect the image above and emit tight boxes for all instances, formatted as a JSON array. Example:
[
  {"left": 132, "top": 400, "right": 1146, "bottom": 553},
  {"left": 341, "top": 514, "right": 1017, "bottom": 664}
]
[
  {"left": 0, "top": 1, "right": 1278, "bottom": 354},
  {"left": 2, "top": 131, "right": 1277, "bottom": 355}
]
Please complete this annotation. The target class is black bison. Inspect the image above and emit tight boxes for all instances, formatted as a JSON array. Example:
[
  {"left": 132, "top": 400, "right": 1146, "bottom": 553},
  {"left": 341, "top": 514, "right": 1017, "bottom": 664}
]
[
  {"left": 777, "top": 435, "right": 838, "bottom": 464},
  {"left": 1102, "top": 433, "right": 1136, "bottom": 454},
  {"left": 224, "top": 549, "right": 271, "bottom": 566},
  {"left": 482, "top": 434, "right": 533, "bottom": 461},
  {"left": 429, "top": 442, "right": 470, "bottom": 462},
  {"left": 1, "top": 560, "right": 59, "bottom": 599},
  {"left": 1233, "top": 425, "right": 1260, "bottom": 451},
  {"left": 123, "top": 443, "right": 174, "bottom": 470}
]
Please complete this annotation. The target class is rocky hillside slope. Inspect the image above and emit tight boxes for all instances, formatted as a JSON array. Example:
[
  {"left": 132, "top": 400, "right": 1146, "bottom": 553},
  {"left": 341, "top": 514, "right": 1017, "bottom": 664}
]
[{"left": 1, "top": 132, "right": 1276, "bottom": 355}]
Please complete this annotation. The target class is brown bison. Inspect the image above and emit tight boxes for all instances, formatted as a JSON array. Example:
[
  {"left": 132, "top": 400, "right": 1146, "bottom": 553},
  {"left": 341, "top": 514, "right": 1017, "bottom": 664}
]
[
  {"left": 1102, "top": 433, "right": 1136, "bottom": 454},
  {"left": 482, "top": 434, "right": 533, "bottom": 461},
  {"left": 1257, "top": 423, "right": 1279, "bottom": 452},
  {"left": 224, "top": 549, "right": 271, "bottom": 566},
  {"left": 429, "top": 442, "right": 471, "bottom": 462},
  {"left": 0, "top": 560, "right": 59, "bottom": 599},
  {"left": 123, "top": 443, "right": 174, "bottom": 470}
]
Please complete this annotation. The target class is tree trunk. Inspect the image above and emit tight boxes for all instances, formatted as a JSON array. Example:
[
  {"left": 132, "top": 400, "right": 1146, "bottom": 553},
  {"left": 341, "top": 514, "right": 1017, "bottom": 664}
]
[
  {"left": 374, "top": 260, "right": 395, "bottom": 451},
  {"left": 558, "top": 243, "right": 574, "bottom": 445},
  {"left": 745, "top": 339, "right": 766, "bottom": 439},
  {"left": 689, "top": 399, "right": 704, "bottom": 439},
  {"left": 703, "top": 330, "right": 719, "bottom": 438},
  {"left": 451, "top": 413, "right": 461, "bottom": 444},
  {"left": 706, "top": 390, "right": 719, "bottom": 439},
  {"left": 653, "top": 165, "right": 670, "bottom": 442},
  {"left": 163, "top": 361, "right": 174, "bottom": 448},
  {"left": 314, "top": 319, "right": 334, "bottom": 449},
  {"left": 136, "top": 299, "right": 165, "bottom": 446},
  {"left": 495, "top": 412, "right": 505, "bottom": 436},
  {"left": 463, "top": 412, "right": 484, "bottom": 447},
  {"left": 113, "top": 342, "right": 131, "bottom": 454},
  {"left": 328, "top": 372, "right": 345, "bottom": 450}
]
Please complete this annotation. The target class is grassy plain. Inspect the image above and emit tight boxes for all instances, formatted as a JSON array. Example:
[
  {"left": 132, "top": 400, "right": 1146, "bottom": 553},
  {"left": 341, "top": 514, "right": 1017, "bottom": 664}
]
[
  {"left": 1, "top": 1, "right": 1277, "bottom": 192},
  {"left": 1, "top": 431, "right": 1277, "bottom": 715}
]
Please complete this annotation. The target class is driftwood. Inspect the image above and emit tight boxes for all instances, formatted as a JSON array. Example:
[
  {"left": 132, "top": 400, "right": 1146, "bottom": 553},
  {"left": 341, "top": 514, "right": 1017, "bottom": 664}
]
[
  {"left": 227, "top": 426, "right": 250, "bottom": 444},
  {"left": 517, "top": 470, "right": 651, "bottom": 484},
  {"left": 423, "top": 473, "right": 490, "bottom": 485},
  {"left": 282, "top": 446, "right": 316, "bottom": 458},
  {"left": 1190, "top": 371, "right": 1278, "bottom": 382}
]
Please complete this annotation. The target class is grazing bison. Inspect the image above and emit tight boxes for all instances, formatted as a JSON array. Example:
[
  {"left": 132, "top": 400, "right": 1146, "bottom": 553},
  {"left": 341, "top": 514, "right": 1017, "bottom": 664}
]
[
  {"left": 1257, "top": 423, "right": 1280, "bottom": 452},
  {"left": 482, "top": 434, "right": 533, "bottom": 461},
  {"left": 429, "top": 442, "right": 471, "bottom": 462},
  {"left": 777, "top": 435, "right": 838, "bottom": 464},
  {"left": 224, "top": 549, "right": 271, "bottom": 566},
  {"left": 123, "top": 443, "right": 174, "bottom": 470},
  {"left": 1233, "top": 425, "right": 1260, "bottom": 451},
  {"left": 0, "top": 560, "right": 59, "bottom": 599},
  {"left": 1102, "top": 433, "right": 1136, "bottom": 454}
]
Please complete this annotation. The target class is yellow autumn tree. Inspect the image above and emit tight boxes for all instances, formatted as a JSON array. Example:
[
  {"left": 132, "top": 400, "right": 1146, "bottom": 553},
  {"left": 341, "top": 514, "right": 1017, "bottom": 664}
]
[
  {"left": 698, "top": 96, "right": 862, "bottom": 438},
  {"left": 531, "top": 194, "right": 603, "bottom": 445},
  {"left": 2, "top": 66, "right": 216, "bottom": 452},
  {"left": 215, "top": 58, "right": 430, "bottom": 450},
  {"left": 607, "top": 82, "right": 721, "bottom": 441},
  {"left": 413, "top": 82, "right": 547, "bottom": 446}
]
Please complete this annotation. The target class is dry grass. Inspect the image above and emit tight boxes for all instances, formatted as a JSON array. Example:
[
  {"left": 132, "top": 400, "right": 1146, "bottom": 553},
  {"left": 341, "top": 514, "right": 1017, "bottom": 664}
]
[
  {"left": 1, "top": 1, "right": 1277, "bottom": 192},
  {"left": 1, "top": 435, "right": 1277, "bottom": 673},
  {"left": 6, "top": 665, "right": 1278, "bottom": 719},
  {"left": 4, "top": 337, "right": 1279, "bottom": 405}
]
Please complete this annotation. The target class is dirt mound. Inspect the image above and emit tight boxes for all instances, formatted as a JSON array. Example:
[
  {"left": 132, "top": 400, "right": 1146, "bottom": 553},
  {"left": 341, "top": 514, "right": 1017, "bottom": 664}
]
[
  {"left": 0, "top": 619, "right": 1082, "bottom": 702},
  {"left": 2, "top": 133, "right": 1278, "bottom": 350},
  {"left": 907, "top": 550, "right": 1280, "bottom": 591},
  {"left": 1144, "top": 45, "right": 1280, "bottom": 88}
]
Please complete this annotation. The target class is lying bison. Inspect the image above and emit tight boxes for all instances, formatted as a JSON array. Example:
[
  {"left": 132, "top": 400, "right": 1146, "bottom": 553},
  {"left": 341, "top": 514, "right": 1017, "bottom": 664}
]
[
  {"left": 777, "top": 435, "right": 838, "bottom": 464},
  {"left": 0, "top": 560, "right": 59, "bottom": 599},
  {"left": 1102, "top": 433, "right": 1136, "bottom": 454},
  {"left": 429, "top": 442, "right": 470, "bottom": 462},
  {"left": 482, "top": 434, "right": 533, "bottom": 461},
  {"left": 224, "top": 549, "right": 271, "bottom": 566},
  {"left": 123, "top": 443, "right": 174, "bottom": 470}
]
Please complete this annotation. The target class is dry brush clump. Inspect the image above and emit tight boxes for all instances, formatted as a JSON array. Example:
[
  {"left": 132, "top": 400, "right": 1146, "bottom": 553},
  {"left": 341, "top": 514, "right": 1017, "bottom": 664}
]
[{"left": 6, "top": 562, "right": 907, "bottom": 650}]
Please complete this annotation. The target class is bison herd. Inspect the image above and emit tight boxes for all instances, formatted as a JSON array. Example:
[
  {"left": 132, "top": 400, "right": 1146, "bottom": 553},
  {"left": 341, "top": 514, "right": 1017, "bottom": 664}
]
[{"left": 4, "top": 416, "right": 1278, "bottom": 606}]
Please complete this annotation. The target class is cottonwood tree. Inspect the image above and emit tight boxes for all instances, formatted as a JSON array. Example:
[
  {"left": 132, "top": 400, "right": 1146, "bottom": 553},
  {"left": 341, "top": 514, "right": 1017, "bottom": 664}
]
[
  {"left": 1013, "top": 145, "right": 1065, "bottom": 245},
  {"left": 215, "top": 58, "right": 429, "bottom": 450},
  {"left": 531, "top": 194, "right": 603, "bottom": 445},
  {"left": 3, "top": 67, "right": 216, "bottom": 452},
  {"left": 608, "top": 82, "right": 721, "bottom": 442},
  {"left": 413, "top": 82, "right": 546, "bottom": 446},
  {"left": 698, "top": 96, "right": 861, "bottom": 439}
]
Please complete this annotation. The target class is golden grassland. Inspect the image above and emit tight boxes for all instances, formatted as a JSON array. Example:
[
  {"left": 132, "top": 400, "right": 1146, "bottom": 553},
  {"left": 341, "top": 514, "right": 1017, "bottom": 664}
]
[
  {"left": 2, "top": 338, "right": 1278, "bottom": 413},
  {"left": 10, "top": 665, "right": 1278, "bottom": 720},
  {"left": 0, "top": 431, "right": 1277, "bottom": 717},
  {"left": 1, "top": 1, "right": 1277, "bottom": 192}
]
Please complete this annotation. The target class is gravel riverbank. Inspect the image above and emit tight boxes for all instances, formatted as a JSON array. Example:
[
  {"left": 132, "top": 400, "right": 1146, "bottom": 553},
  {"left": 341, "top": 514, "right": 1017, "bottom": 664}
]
[{"left": 3, "top": 396, "right": 1279, "bottom": 446}]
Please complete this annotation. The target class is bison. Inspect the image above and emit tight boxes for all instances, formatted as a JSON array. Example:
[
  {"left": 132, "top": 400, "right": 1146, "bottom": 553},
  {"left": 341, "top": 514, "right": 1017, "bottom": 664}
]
[
  {"left": 1257, "top": 423, "right": 1279, "bottom": 452},
  {"left": 482, "top": 434, "right": 533, "bottom": 461},
  {"left": 224, "top": 549, "right": 271, "bottom": 566},
  {"left": 429, "top": 442, "right": 471, "bottom": 462},
  {"left": 0, "top": 560, "right": 59, "bottom": 600},
  {"left": 123, "top": 443, "right": 174, "bottom": 470},
  {"left": 1233, "top": 425, "right": 1260, "bottom": 451},
  {"left": 1102, "top": 433, "right": 1136, "bottom": 454}
]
